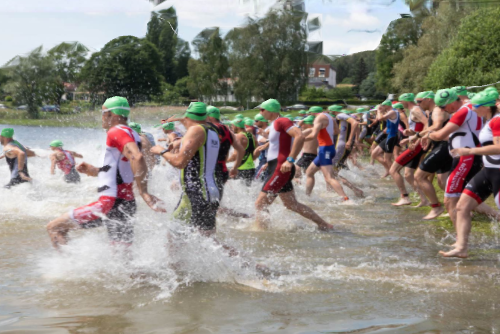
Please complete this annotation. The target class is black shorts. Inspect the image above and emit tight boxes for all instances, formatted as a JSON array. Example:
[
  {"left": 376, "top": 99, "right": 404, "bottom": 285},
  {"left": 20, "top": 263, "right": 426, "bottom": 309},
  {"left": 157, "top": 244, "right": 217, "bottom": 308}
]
[
  {"left": 80, "top": 199, "right": 136, "bottom": 244},
  {"left": 374, "top": 132, "right": 387, "bottom": 144},
  {"left": 262, "top": 159, "right": 295, "bottom": 195},
  {"left": 445, "top": 155, "right": 483, "bottom": 198},
  {"left": 380, "top": 136, "right": 398, "bottom": 154},
  {"left": 64, "top": 167, "right": 81, "bottom": 183},
  {"left": 419, "top": 141, "right": 453, "bottom": 174},
  {"left": 237, "top": 169, "right": 256, "bottom": 186},
  {"left": 297, "top": 153, "right": 317, "bottom": 170},
  {"left": 463, "top": 167, "right": 500, "bottom": 208},
  {"left": 215, "top": 168, "right": 229, "bottom": 200},
  {"left": 395, "top": 144, "right": 425, "bottom": 170}
]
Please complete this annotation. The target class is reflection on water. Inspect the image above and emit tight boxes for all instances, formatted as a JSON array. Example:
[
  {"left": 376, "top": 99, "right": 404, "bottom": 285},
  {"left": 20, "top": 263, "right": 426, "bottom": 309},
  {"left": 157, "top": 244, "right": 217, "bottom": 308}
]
[{"left": 1, "top": 125, "right": 500, "bottom": 333}]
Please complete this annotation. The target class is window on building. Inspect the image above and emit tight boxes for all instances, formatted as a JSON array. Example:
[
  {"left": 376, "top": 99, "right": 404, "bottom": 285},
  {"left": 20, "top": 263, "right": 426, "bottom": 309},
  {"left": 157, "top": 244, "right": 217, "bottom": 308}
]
[
  {"left": 309, "top": 67, "right": 315, "bottom": 77},
  {"left": 319, "top": 68, "right": 326, "bottom": 78}
]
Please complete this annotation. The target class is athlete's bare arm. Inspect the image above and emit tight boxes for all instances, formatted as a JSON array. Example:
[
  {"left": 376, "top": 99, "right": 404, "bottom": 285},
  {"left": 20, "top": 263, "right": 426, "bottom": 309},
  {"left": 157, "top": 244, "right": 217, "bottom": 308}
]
[
  {"left": 281, "top": 126, "right": 305, "bottom": 173},
  {"left": 346, "top": 118, "right": 360, "bottom": 148},
  {"left": 68, "top": 151, "right": 83, "bottom": 159},
  {"left": 230, "top": 132, "right": 246, "bottom": 177},
  {"left": 50, "top": 153, "right": 57, "bottom": 175},
  {"left": 7, "top": 145, "right": 30, "bottom": 181},
  {"left": 25, "top": 148, "right": 36, "bottom": 157},
  {"left": 227, "top": 133, "right": 248, "bottom": 163},
  {"left": 156, "top": 125, "right": 206, "bottom": 169},
  {"left": 305, "top": 115, "right": 326, "bottom": 141}
]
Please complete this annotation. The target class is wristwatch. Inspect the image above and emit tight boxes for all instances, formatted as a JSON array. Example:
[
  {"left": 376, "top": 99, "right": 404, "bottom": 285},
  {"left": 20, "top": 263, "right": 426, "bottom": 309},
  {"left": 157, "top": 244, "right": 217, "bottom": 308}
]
[
  {"left": 160, "top": 148, "right": 170, "bottom": 156},
  {"left": 286, "top": 157, "right": 295, "bottom": 163},
  {"left": 416, "top": 132, "right": 421, "bottom": 138}
]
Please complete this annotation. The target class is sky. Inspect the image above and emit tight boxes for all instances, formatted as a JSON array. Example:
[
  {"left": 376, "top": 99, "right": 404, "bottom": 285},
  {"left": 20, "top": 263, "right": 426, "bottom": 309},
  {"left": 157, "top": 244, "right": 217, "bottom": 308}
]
[{"left": 0, "top": 0, "right": 410, "bottom": 66}]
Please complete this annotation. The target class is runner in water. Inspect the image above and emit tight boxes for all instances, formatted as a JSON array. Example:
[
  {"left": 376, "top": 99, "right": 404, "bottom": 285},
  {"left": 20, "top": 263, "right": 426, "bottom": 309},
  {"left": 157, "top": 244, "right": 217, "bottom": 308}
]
[
  {"left": 46, "top": 96, "right": 165, "bottom": 249},
  {"left": 426, "top": 88, "right": 483, "bottom": 225},
  {"left": 303, "top": 106, "right": 352, "bottom": 201},
  {"left": 228, "top": 118, "right": 256, "bottom": 186},
  {"left": 255, "top": 99, "right": 334, "bottom": 231},
  {"left": 253, "top": 114, "right": 270, "bottom": 182},
  {"left": 49, "top": 140, "right": 82, "bottom": 183},
  {"left": 370, "top": 101, "right": 392, "bottom": 175},
  {"left": 129, "top": 122, "right": 156, "bottom": 173},
  {"left": 152, "top": 102, "right": 221, "bottom": 231},
  {"left": 439, "top": 89, "right": 499, "bottom": 258},
  {"left": 388, "top": 93, "right": 428, "bottom": 206},
  {"left": 0, "top": 128, "right": 35, "bottom": 189},
  {"left": 372, "top": 100, "right": 399, "bottom": 178},
  {"left": 295, "top": 115, "right": 317, "bottom": 179},
  {"left": 158, "top": 122, "right": 181, "bottom": 146},
  {"left": 409, "top": 92, "right": 452, "bottom": 219},
  {"left": 206, "top": 106, "right": 249, "bottom": 218}
]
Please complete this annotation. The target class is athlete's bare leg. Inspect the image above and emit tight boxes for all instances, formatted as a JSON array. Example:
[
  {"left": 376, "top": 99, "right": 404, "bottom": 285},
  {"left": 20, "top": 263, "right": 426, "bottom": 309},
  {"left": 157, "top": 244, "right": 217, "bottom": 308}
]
[
  {"left": 444, "top": 196, "right": 460, "bottom": 227},
  {"left": 372, "top": 146, "right": 389, "bottom": 177},
  {"left": 437, "top": 173, "right": 448, "bottom": 190},
  {"left": 305, "top": 163, "right": 320, "bottom": 196},
  {"left": 46, "top": 213, "right": 79, "bottom": 249},
  {"left": 440, "top": 194, "right": 478, "bottom": 258},
  {"left": 279, "top": 191, "right": 334, "bottom": 231},
  {"left": 254, "top": 192, "right": 278, "bottom": 230},
  {"left": 320, "top": 165, "right": 348, "bottom": 198},
  {"left": 331, "top": 168, "right": 364, "bottom": 198},
  {"left": 389, "top": 162, "right": 411, "bottom": 206},
  {"left": 218, "top": 207, "right": 253, "bottom": 218},
  {"left": 404, "top": 167, "right": 429, "bottom": 207},
  {"left": 474, "top": 202, "right": 500, "bottom": 220},
  {"left": 415, "top": 169, "right": 444, "bottom": 219}
]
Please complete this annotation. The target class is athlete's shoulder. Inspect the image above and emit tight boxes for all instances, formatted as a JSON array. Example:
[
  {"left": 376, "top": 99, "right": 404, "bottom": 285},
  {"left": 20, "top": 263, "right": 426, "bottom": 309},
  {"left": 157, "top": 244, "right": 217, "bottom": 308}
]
[
  {"left": 489, "top": 115, "right": 500, "bottom": 134},
  {"left": 449, "top": 104, "right": 472, "bottom": 125}
]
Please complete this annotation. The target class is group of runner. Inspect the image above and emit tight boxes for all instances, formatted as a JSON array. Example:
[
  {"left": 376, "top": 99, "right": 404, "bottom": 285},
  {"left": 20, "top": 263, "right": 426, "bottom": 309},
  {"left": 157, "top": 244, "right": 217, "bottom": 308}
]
[{"left": 1, "top": 86, "right": 499, "bottom": 260}]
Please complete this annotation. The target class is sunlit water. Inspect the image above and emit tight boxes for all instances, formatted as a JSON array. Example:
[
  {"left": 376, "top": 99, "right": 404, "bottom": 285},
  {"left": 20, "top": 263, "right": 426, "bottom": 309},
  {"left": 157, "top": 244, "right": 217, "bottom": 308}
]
[{"left": 1, "top": 125, "right": 500, "bottom": 333}]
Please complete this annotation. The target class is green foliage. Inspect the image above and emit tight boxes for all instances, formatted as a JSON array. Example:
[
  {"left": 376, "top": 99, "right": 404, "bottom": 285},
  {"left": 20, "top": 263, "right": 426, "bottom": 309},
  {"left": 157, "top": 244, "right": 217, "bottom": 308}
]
[
  {"left": 325, "top": 86, "right": 355, "bottom": 100},
  {"left": 300, "top": 86, "right": 326, "bottom": 101},
  {"left": 341, "top": 77, "right": 353, "bottom": 84},
  {"left": 424, "top": 7, "right": 500, "bottom": 90},
  {"left": 80, "top": 36, "right": 163, "bottom": 105},
  {"left": 392, "top": 4, "right": 465, "bottom": 93},
  {"left": 332, "top": 51, "right": 376, "bottom": 85},
  {"left": 360, "top": 72, "right": 386, "bottom": 99},
  {"left": 5, "top": 48, "right": 55, "bottom": 118},
  {"left": 146, "top": 8, "right": 191, "bottom": 85},
  {"left": 226, "top": 9, "right": 307, "bottom": 105},
  {"left": 375, "top": 17, "right": 423, "bottom": 93},
  {"left": 153, "top": 76, "right": 191, "bottom": 105},
  {"left": 4, "top": 96, "right": 12, "bottom": 102},
  {"left": 353, "top": 57, "right": 368, "bottom": 86}
]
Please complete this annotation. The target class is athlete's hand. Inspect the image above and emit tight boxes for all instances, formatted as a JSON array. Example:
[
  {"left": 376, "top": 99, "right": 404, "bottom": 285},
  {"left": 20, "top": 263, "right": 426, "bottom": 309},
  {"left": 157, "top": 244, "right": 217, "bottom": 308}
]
[
  {"left": 229, "top": 167, "right": 238, "bottom": 178},
  {"left": 346, "top": 142, "right": 352, "bottom": 150},
  {"left": 141, "top": 193, "right": 167, "bottom": 213},
  {"left": 76, "top": 162, "right": 99, "bottom": 177},
  {"left": 421, "top": 137, "right": 430, "bottom": 151},
  {"left": 280, "top": 161, "right": 293, "bottom": 173},
  {"left": 451, "top": 148, "right": 471, "bottom": 158},
  {"left": 403, "top": 129, "right": 413, "bottom": 136},
  {"left": 150, "top": 145, "right": 165, "bottom": 156},
  {"left": 19, "top": 171, "right": 32, "bottom": 182}
]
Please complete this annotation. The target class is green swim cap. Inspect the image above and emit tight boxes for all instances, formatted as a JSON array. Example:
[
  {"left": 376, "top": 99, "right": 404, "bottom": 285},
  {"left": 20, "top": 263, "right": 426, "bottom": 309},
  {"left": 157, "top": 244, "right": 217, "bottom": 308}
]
[
  {"left": 328, "top": 105, "right": 343, "bottom": 112},
  {"left": 232, "top": 119, "right": 245, "bottom": 129},
  {"left": 207, "top": 106, "right": 220, "bottom": 120},
  {"left": 254, "top": 114, "right": 269, "bottom": 123},
  {"left": 260, "top": 99, "right": 281, "bottom": 113},
  {"left": 398, "top": 93, "right": 415, "bottom": 102},
  {"left": 1, "top": 128, "right": 14, "bottom": 138},
  {"left": 308, "top": 106, "right": 323, "bottom": 113},
  {"left": 162, "top": 122, "right": 175, "bottom": 131},
  {"left": 467, "top": 92, "right": 476, "bottom": 99},
  {"left": 453, "top": 86, "right": 468, "bottom": 96},
  {"left": 129, "top": 122, "right": 141, "bottom": 134},
  {"left": 303, "top": 115, "right": 315, "bottom": 124},
  {"left": 235, "top": 114, "right": 244, "bottom": 119},
  {"left": 284, "top": 114, "right": 292, "bottom": 118},
  {"left": 286, "top": 116, "right": 294, "bottom": 121},
  {"left": 356, "top": 107, "right": 366, "bottom": 113},
  {"left": 416, "top": 91, "right": 435, "bottom": 99},
  {"left": 244, "top": 119, "right": 254, "bottom": 126},
  {"left": 103, "top": 96, "right": 130, "bottom": 117},
  {"left": 485, "top": 86, "right": 498, "bottom": 93},
  {"left": 184, "top": 102, "right": 207, "bottom": 121},
  {"left": 435, "top": 89, "right": 458, "bottom": 107},
  {"left": 299, "top": 110, "right": 307, "bottom": 115},
  {"left": 393, "top": 103, "right": 404, "bottom": 109},
  {"left": 471, "top": 89, "right": 499, "bottom": 107},
  {"left": 49, "top": 140, "right": 63, "bottom": 148},
  {"left": 381, "top": 100, "right": 392, "bottom": 106}
]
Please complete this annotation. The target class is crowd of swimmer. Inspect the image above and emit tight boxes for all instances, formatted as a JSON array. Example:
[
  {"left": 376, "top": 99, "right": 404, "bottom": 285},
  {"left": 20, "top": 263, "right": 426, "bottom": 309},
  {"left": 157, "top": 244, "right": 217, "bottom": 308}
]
[{"left": 0, "top": 86, "right": 498, "bottom": 262}]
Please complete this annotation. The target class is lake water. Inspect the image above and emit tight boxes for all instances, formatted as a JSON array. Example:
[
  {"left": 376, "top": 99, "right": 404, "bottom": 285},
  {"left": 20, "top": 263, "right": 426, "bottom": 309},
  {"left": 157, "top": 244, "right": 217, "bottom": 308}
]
[{"left": 1, "top": 125, "right": 500, "bottom": 334}]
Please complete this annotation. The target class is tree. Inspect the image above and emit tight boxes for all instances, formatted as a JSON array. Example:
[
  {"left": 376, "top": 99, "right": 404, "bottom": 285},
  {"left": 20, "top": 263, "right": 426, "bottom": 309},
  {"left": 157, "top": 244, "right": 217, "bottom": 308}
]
[
  {"left": 375, "top": 17, "right": 424, "bottom": 93},
  {"left": 424, "top": 7, "right": 500, "bottom": 90},
  {"left": 226, "top": 9, "right": 307, "bottom": 105},
  {"left": 353, "top": 57, "right": 368, "bottom": 86},
  {"left": 391, "top": 5, "right": 464, "bottom": 93},
  {"left": 333, "top": 51, "right": 376, "bottom": 85},
  {"left": 146, "top": 7, "right": 191, "bottom": 85},
  {"left": 46, "top": 42, "right": 89, "bottom": 105},
  {"left": 360, "top": 72, "right": 385, "bottom": 99},
  {"left": 80, "top": 36, "right": 163, "bottom": 105},
  {"left": 324, "top": 87, "right": 355, "bottom": 100},
  {"left": 300, "top": 86, "right": 325, "bottom": 101},
  {"left": 4, "top": 47, "right": 55, "bottom": 118}
]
